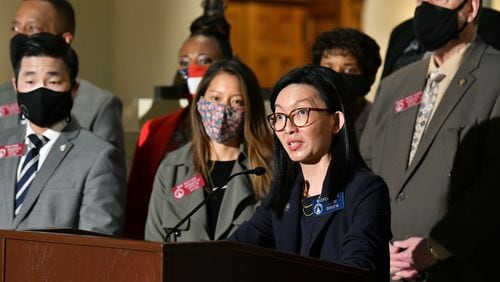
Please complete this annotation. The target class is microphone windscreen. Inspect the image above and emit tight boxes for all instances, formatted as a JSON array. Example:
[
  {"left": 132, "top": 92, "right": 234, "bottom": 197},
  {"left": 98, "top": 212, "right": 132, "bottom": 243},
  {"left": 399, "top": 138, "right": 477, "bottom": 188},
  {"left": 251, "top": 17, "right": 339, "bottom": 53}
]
[{"left": 253, "top": 167, "right": 266, "bottom": 176}]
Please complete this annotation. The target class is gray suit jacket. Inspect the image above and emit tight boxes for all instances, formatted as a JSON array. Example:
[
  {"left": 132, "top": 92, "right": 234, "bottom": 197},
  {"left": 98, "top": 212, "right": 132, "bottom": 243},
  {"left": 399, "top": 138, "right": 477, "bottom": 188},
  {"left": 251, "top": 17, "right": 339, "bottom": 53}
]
[
  {"left": 0, "top": 121, "right": 126, "bottom": 236},
  {"left": 0, "top": 79, "right": 124, "bottom": 154},
  {"left": 360, "top": 38, "right": 500, "bottom": 281},
  {"left": 145, "top": 143, "right": 259, "bottom": 242}
]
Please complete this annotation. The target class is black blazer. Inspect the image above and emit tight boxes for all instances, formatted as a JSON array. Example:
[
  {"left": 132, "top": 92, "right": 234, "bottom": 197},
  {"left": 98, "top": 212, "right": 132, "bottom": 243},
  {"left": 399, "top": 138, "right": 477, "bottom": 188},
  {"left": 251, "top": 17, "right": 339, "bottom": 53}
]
[
  {"left": 382, "top": 7, "right": 500, "bottom": 78},
  {"left": 229, "top": 169, "right": 392, "bottom": 282}
]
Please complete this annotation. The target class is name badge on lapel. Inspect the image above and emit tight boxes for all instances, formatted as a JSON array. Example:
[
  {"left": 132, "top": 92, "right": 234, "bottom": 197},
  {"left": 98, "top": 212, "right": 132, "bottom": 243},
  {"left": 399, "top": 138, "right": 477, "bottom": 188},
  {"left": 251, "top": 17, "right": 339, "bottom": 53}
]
[
  {"left": 0, "top": 103, "right": 21, "bottom": 117},
  {"left": 394, "top": 91, "right": 423, "bottom": 113},
  {"left": 312, "top": 192, "right": 344, "bottom": 217},
  {"left": 171, "top": 173, "right": 206, "bottom": 200},
  {"left": 0, "top": 143, "right": 26, "bottom": 159}
]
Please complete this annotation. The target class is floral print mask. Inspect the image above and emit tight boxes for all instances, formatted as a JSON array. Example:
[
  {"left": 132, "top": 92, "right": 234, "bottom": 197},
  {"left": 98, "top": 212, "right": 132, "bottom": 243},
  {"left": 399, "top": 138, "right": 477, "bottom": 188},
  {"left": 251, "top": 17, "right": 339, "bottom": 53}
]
[{"left": 197, "top": 96, "right": 244, "bottom": 144}]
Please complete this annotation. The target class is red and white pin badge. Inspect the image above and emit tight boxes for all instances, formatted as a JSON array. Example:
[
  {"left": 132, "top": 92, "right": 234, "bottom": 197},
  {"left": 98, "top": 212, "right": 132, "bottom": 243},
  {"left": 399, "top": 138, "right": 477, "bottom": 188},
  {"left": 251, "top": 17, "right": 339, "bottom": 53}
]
[
  {"left": 0, "top": 143, "right": 26, "bottom": 159},
  {"left": 0, "top": 103, "right": 21, "bottom": 117},
  {"left": 171, "top": 173, "right": 206, "bottom": 199},
  {"left": 394, "top": 91, "right": 423, "bottom": 113}
]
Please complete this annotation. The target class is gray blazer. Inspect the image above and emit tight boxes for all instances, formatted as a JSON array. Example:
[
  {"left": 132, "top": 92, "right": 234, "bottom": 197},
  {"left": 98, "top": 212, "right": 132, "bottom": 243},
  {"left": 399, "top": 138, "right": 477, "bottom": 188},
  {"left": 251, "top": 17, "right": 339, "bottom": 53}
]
[
  {"left": 145, "top": 143, "right": 259, "bottom": 242},
  {"left": 0, "top": 121, "right": 126, "bottom": 236},
  {"left": 0, "top": 79, "right": 124, "bottom": 154},
  {"left": 360, "top": 38, "right": 500, "bottom": 281}
]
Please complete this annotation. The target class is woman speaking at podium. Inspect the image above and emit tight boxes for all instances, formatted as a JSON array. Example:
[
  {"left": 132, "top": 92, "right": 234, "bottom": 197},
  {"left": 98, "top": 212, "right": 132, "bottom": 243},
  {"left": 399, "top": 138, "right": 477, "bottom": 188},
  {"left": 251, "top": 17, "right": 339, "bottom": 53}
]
[{"left": 229, "top": 65, "right": 391, "bottom": 281}]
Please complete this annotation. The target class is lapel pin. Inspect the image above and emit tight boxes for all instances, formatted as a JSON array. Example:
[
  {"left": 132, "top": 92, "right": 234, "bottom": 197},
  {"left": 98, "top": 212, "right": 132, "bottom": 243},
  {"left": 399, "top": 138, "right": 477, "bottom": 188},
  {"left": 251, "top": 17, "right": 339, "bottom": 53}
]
[
  {"left": 59, "top": 144, "right": 66, "bottom": 152},
  {"left": 458, "top": 78, "right": 466, "bottom": 86}
]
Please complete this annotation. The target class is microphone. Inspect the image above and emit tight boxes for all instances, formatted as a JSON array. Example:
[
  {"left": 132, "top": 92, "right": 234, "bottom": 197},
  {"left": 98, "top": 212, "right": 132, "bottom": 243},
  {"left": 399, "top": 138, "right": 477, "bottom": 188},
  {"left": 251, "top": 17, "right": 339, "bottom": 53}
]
[{"left": 166, "top": 167, "right": 266, "bottom": 241}]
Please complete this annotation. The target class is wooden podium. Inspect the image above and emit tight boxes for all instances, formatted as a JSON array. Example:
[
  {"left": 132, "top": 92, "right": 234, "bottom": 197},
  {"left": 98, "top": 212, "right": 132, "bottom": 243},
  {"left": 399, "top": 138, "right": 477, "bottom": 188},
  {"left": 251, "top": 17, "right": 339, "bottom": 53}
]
[{"left": 0, "top": 229, "right": 371, "bottom": 282}]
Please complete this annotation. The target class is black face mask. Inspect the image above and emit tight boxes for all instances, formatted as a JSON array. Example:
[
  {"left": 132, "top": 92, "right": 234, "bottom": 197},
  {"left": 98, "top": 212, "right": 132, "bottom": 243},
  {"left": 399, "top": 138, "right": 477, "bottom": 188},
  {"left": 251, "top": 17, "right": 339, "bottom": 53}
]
[
  {"left": 17, "top": 87, "right": 73, "bottom": 127},
  {"left": 413, "top": 0, "right": 469, "bottom": 51},
  {"left": 340, "top": 73, "right": 372, "bottom": 101}
]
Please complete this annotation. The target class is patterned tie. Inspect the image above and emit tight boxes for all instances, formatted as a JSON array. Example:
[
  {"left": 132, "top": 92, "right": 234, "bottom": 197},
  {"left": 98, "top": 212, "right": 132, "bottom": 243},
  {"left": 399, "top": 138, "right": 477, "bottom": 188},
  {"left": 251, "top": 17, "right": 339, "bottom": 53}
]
[
  {"left": 15, "top": 134, "right": 49, "bottom": 216},
  {"left": 408, "top": 70, "right": 446, "bottom": 166}
]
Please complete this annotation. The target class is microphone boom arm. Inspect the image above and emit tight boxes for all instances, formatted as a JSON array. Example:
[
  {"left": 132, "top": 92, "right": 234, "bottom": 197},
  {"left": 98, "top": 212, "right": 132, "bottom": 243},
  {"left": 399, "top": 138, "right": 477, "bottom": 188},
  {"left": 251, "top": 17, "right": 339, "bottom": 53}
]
[{"left": 165, "top": 167, "right": 265, "bottom": 241}]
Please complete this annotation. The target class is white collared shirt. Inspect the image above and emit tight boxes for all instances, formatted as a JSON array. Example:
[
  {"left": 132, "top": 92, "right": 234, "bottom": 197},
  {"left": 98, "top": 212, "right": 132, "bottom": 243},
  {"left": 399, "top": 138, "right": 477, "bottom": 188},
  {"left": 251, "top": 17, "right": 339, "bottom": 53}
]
[{"left": 16, "top": 121, "right": 66, "bottom": 181}]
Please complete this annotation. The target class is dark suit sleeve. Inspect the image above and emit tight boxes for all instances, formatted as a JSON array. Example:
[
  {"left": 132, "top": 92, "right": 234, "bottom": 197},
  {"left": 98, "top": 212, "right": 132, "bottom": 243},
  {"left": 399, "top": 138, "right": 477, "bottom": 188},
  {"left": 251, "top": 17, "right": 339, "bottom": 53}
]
[
  {"left": 382, "top": 23, "right": 403, "bottom": 78},
  {"left": 431, "top": 95, "right": 500, "bottom": 261},
  {"left": 360, "top": 83, "right": 384, "bottom": 169},
  {"left": 79, "top": 146, "right": 126, "bottom": 236},
  {"left": 228, "top": 197, "right": 276, "bottom": 249},
  {"left": 478, "top": 8, "right": 500, "bottom": 51},
  {"left": 92, "top": 95, "right": 125, "bottom": 155},
  {"left": 381, "top": 19, "right": 413, "bottom": 78},
  {"left": 340, "top": 173, "right": 391, "bottom": 279}
]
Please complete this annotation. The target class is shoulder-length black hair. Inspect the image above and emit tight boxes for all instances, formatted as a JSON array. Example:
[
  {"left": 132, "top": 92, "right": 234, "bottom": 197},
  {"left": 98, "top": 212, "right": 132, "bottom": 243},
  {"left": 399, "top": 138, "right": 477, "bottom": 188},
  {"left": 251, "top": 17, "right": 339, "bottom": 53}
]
[{"left": 268, "top": 65, "right": 367, "bottom": 216}]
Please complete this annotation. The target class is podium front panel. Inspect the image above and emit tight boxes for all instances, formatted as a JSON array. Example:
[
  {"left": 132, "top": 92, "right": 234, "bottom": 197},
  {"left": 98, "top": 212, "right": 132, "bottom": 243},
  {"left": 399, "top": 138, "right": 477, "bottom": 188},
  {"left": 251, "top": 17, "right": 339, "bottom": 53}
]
[
  {"left": 0, "top": 230, "right": 371, "bottom": 282},
  {"left": 0, "top": 230, "right": 165, "bottom": 282}
]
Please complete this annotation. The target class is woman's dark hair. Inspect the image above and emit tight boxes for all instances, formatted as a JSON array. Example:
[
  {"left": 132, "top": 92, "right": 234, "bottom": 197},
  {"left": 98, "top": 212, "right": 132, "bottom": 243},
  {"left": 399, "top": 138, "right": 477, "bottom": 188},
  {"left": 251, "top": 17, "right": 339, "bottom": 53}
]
[
  {"left": 190, "top": 59, "right": 273, "bottom": 199},
  {"left": 268, "top": 65, "right": 367, "bottom": 216},
  {"left": 311, "top": 28, "right": 381, "bottom": 85},
  {"left": 190, "top": 15, "right": 233, "bottom": 59}
]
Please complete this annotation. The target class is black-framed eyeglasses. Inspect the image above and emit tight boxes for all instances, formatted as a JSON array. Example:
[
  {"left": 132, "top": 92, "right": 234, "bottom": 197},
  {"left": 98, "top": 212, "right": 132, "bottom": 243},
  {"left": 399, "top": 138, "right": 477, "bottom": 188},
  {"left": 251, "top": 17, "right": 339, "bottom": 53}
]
[{"left": 267, "top": 107, "right": 330, "bottom": 132}]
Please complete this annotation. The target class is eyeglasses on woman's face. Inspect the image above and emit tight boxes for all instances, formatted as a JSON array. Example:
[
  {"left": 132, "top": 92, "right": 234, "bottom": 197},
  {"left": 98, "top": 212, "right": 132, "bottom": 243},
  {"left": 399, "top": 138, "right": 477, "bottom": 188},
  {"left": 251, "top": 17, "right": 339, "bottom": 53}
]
[{"left": 267, "top": 107, "right": 330, "bottom": 132}]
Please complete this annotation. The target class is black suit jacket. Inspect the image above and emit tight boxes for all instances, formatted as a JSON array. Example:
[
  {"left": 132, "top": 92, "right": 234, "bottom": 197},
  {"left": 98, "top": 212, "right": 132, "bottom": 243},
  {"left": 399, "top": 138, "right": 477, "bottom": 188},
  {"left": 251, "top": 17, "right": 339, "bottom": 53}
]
[
  {"left": 229, "top": 169, "right": 392, "bottom": 282},
  {"left": 382, "top": 7, "right": 500, "bottom": 78}
]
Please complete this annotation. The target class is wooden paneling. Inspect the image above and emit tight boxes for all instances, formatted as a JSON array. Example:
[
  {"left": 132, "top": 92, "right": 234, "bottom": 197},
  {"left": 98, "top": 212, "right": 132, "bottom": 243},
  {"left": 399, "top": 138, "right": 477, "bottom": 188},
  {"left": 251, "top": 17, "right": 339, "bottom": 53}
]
[
  {"left": 226, "top": 0, "right": 363, "bottom": 87},
  {"left": 227, "top": 2, "right": 308, "bottom": 87}
]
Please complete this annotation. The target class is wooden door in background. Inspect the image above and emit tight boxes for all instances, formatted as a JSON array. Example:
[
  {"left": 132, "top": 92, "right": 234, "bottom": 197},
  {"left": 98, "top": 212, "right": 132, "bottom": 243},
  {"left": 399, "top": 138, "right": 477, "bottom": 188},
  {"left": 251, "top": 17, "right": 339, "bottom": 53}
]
[{"left": 226, "top": 0, "right": 363, "bottom": 88}]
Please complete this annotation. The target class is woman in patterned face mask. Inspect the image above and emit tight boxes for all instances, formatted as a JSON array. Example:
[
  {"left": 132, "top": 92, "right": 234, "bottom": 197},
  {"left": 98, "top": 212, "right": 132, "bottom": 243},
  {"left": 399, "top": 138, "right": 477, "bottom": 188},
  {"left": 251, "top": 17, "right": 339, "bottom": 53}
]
[{"left": 145, "top": 59, "right": 273, "bottom": 243}]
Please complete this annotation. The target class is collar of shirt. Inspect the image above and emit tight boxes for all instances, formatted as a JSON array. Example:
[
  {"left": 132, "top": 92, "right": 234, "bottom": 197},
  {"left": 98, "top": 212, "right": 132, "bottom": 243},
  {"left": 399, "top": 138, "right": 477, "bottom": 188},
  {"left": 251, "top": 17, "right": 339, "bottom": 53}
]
[
  {"left": 428, "top": 40, "right": 472, "bottom": 76},
  {"left": 425, "top": 39, "right": 474, "bottom": 122}
]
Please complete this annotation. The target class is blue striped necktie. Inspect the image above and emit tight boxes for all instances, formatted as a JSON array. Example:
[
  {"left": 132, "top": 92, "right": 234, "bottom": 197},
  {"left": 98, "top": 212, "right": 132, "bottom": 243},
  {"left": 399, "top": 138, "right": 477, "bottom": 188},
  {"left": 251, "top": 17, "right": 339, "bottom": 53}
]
[{"left": 15, "top": 134, "right": 49, "bottom": 216}]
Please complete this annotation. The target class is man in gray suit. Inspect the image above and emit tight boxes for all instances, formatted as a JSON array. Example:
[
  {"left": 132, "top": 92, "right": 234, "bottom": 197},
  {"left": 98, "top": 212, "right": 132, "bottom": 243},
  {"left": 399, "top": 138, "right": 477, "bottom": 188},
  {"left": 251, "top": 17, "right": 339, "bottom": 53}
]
[
  {"left": 0, "top": 33, "right": 125, "bottom": 236},
  {"left": 360, "top": 0, "right": 500, "bottom": 281},
  {"left": 0, "top": 0, "right": 124, "bottom": 154}
]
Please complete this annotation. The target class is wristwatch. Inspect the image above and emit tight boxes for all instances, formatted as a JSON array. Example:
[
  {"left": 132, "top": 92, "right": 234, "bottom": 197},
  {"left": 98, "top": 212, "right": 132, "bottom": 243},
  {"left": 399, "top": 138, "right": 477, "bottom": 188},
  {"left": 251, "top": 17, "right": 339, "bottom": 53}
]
[{"left": 427, "top": 239, "right": 441, "bottom": 261}]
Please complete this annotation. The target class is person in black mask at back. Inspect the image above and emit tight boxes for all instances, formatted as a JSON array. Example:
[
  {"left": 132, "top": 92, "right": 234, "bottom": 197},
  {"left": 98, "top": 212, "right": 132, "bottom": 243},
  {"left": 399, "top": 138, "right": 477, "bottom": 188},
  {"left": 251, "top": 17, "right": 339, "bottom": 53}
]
[
  {"left": 382, "top": 0, "right": 500, "bottom": 78},
  {"left": 360, "top": 0, "right": 500, "bottom": 281},
  {"left": 312, "top": 28, "right": 381, "bottom": 142}
]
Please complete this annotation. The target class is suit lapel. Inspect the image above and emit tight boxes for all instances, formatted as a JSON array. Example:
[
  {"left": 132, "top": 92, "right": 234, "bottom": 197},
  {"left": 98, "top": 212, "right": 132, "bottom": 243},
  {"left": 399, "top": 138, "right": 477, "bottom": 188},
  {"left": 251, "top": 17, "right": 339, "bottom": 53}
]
[
  {"left": 277, "top": 179, "right": 302, "bottom": 253},
  {"left": 402, "top": 40, "right": 485, "bottom": 189},
  {"left": 183, "top": 185, "right": 209, "bottom": 238},
  {"left": 0, "top": 127, "right": 25, "bottom": 226},
  {"left": 385, "top": 59, "right": 429, "bottom": 195},
  {"left": 13, "top": 128, "right": 76, "bottom": 227},
  {"left": 306, "top": 175, "right": 344, "bottom": 255},
  {"left": 389, "top": 20, "right": 417, "bottom": 68},
  {"left": 214, "top": 160, "right": 253, "bottom": 239},
  {"left": 308, "top": 207, "right": 334, "bottom": 255}
]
